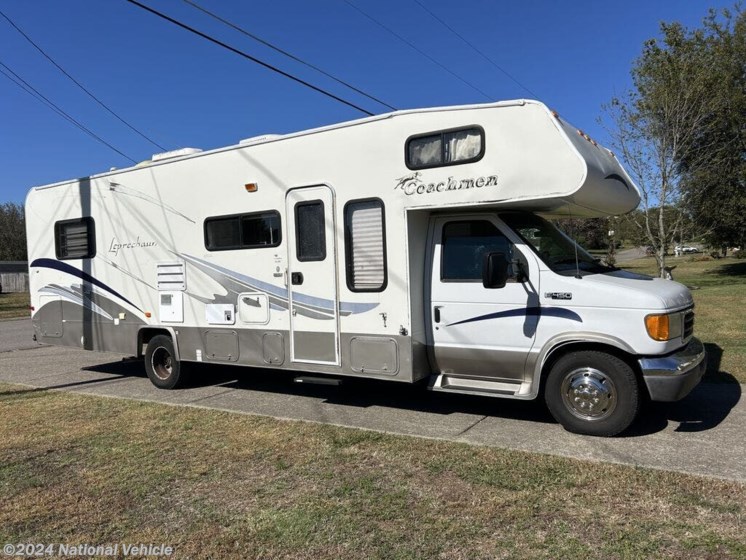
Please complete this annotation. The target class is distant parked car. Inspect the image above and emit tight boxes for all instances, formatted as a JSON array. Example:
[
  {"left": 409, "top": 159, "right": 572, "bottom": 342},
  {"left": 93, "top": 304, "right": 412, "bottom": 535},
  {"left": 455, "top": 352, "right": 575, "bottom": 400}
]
[{"left": 675, "top": 245, "right": 700, "bottom": 254}]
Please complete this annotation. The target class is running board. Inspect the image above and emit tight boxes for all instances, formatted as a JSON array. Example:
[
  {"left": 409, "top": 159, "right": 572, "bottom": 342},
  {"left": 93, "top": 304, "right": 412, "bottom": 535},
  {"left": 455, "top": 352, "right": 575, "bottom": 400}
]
[{"left": 428, "top": 373, "right": 523, "bottom": 398}]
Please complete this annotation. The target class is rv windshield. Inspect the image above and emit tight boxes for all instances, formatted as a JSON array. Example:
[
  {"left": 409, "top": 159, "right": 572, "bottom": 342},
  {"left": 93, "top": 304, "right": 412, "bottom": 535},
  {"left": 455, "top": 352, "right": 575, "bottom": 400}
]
[{"left": 499, "top": 212, "right": 615, "bottom": 276}]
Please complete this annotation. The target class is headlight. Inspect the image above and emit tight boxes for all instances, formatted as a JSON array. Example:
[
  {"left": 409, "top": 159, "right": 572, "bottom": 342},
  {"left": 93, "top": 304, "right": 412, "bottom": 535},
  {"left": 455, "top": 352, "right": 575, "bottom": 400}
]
[{"left": 645, "top": 312, "right": 684, "bottom": 341}]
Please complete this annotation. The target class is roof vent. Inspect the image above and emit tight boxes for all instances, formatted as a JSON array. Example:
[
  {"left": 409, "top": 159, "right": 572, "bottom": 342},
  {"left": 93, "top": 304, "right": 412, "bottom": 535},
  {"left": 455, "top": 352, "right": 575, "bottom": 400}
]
[
  {"left": 239, "top": 134, "right": 282, "bottom": 146},
  {"left": 151, "top": 147, "right": 202, "bottom": 162}
]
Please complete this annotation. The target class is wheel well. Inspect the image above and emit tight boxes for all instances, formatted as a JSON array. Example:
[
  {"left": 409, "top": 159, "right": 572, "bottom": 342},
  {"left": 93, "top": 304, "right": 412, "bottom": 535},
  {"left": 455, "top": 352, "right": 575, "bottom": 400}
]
[
  {"left": 539, "top": 342, "right": 643, "bottom": 396},
  {"left": 137, "top": 328, "right": 173, "bottom": 358}
]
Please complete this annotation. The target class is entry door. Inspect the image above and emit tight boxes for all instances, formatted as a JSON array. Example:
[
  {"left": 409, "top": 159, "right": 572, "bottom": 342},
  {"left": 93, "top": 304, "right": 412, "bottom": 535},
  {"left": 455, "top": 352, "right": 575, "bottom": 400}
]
[
  {"left": 429, "top": 216, "right": 538, "bottom": 381},
  {"left": 285, "top": 186, "right": 340, "bottom": 365}
]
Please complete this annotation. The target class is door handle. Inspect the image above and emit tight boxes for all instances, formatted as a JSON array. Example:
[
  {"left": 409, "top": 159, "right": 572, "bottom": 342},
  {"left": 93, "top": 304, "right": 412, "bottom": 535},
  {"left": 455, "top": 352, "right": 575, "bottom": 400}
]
[
  {"left": 433, "top": 306, "right": 442, "bottom": 323},
  {"left": 291, "top": 272, "right": 304, "bottom": 285}
]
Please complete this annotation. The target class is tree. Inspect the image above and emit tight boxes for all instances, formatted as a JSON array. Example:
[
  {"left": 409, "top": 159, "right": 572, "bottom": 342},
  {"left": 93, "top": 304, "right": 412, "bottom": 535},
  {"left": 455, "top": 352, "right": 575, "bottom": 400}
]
[
  {"left": 0, "top": 203, "right": 27, "bottom": 261},
  {"left": 602, "top": 8, "right": 737, "bottom": 276},
  {"left": 678, "top": 8, "right": 746, "bottom": 253}
]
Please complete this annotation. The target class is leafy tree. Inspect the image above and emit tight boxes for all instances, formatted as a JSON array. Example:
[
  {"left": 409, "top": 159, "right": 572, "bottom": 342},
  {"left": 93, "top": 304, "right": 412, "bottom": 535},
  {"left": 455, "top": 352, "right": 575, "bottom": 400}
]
[
  {"left": 601, "top": 7, "right": 739, "bottom": 276},
  {"left": 678, "top": 8, "right": 746, "bottom": 253},
  {"left": 0, "top": 203, "right": 27, "bottom": 261}
]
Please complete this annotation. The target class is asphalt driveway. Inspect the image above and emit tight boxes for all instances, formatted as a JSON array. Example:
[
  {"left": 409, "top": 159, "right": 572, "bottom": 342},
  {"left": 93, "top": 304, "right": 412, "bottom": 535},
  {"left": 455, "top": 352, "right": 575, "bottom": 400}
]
[{"left": 1, "top": 318, "right": 743, "bottom": 482}]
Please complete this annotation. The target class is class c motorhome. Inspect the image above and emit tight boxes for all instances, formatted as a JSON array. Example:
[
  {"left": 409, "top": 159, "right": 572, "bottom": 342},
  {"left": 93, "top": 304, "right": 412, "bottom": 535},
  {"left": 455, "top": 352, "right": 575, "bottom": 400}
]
[{"left": 25, "top": 100, "right": 705, "bottom": 436}]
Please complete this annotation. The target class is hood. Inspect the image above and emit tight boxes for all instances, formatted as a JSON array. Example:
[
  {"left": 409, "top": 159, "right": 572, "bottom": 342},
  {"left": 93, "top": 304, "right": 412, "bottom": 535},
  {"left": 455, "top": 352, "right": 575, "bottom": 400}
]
[{"left": 578, "top": 269, "right": 693, "bottom": 310}]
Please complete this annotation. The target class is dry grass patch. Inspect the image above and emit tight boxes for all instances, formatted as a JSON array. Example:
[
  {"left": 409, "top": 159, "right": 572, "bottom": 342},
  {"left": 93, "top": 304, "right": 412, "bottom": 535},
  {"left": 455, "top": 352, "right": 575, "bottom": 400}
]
[
  {"left": 0, "top": 292, "right": 29, "bottom": 319},
  {"left": 0, "top": 383, "right": 744, "bottom": 559}
]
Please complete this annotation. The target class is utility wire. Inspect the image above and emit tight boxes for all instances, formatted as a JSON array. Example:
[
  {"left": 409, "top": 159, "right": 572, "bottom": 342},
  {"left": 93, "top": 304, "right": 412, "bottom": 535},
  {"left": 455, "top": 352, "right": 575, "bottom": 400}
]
[
  {"left": 412, "top": 0, "right": 539, "bottom": 99},
  {"left": 124, "top": 0, "right": 375, "bottom": 117},
  {"left": 181, "top": 0, "right": 397, "bottom": 112},
  {"left": 342, "top": 0, "right": 492, "bottom": 101},
  {"left": 0, "top": 60, "right": 137, "bottom": 163},
  {"left": 0, "top": 8, "right": 166, "bottom": 151}
]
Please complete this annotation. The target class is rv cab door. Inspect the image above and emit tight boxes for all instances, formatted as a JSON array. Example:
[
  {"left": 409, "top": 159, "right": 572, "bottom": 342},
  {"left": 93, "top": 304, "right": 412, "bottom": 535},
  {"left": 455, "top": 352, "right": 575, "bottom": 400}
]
[{"left": 428, "top": 215, "right": 539, "bottom": 382}]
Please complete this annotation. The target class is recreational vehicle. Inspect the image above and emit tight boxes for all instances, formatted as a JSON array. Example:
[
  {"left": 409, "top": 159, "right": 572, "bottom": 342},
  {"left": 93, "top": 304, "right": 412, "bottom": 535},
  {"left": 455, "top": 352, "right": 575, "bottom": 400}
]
[{"left": 25, "top": 100, "right": 705, "bottom": 436}]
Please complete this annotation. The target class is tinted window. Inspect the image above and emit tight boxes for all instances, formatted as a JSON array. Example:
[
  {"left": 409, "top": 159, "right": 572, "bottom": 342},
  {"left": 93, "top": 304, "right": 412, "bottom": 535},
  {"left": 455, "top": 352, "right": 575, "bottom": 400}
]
[
  {"left": 241, "top": 212, "right": 281, "bottom": 247},
  {"left": 205, "top": 217, "right": 240, "bottom": 250},
  {"left": 295, "top": 201, "right": 326, "bottom": 261},
  {"left": 55, "top": 217, "right": 95, "bottom": 260},
  {"left": 345, "top": 199, "right": 386, "bottom": 291},
  {"left": 205, "top": 211, "right": 281, "bottom": 251},
  {"left": 441, "top": 220, "right": 513, "bottom": 281},
  {"left": 407, "top": 127, "right": 484, "bottom": 169}
]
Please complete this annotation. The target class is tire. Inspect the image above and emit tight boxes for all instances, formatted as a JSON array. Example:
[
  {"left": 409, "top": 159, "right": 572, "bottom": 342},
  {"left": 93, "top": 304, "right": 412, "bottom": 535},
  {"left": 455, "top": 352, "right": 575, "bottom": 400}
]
[
  {"left": 144, "top": 335, "right": 186, "bottom": 389},
  {"left": 544, "top": 350, "right": 640, "bottom": 437}
]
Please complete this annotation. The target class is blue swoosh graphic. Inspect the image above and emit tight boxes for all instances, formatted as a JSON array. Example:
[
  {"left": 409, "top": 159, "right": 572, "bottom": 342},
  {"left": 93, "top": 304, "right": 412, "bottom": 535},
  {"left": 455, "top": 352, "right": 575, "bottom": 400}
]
[
  {"left": 30, "top": 258, "right": 143, "bottom": 313},
  {"left": 447, "top": 307, "right": 582, "bottom": 327}
]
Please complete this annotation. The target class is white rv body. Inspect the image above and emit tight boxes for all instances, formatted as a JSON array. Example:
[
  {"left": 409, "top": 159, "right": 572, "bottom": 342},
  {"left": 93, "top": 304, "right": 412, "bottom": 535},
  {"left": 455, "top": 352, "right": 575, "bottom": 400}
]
[{"left": 26, "top": 100, "right": 705, "bottom": 436}]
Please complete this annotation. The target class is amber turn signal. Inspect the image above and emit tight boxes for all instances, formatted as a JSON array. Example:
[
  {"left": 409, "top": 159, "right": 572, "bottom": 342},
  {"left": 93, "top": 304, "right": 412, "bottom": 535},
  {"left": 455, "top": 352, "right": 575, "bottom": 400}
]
[{"left": 645, "top": 314, "right": 670, "bottom": 341}]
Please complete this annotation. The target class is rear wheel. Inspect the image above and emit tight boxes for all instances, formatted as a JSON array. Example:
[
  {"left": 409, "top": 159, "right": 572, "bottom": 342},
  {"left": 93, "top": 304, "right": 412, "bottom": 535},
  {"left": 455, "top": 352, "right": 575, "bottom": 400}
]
[
  {"left": 544, "top": 350, "right": 639, "bottom": 436},
  {"left": 144, "top": 335, "right": 186, "bottom": 389}
]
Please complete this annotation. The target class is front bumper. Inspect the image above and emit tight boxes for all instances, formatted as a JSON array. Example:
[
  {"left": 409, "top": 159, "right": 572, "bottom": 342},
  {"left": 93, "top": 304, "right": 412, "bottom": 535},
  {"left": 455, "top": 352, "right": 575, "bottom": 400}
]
[{"left": 639, "top": 337, "right": 706, "bottom": 402}]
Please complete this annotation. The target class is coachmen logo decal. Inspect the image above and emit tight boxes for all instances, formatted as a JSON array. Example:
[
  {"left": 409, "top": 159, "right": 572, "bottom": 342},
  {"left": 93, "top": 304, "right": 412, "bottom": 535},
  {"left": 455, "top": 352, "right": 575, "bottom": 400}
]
[{"left": 395, "top": 172, "right": 498, "bottom": 196}]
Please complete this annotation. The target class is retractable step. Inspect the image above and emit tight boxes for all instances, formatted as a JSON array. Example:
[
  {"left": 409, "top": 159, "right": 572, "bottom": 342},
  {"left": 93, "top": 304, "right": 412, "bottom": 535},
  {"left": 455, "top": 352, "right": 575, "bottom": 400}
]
[
  {"left": 294, "top": 375, "right": 342, "bottom": 386},
  {"left": 429, "top": 373, "right": 522, "bottom": 397}
]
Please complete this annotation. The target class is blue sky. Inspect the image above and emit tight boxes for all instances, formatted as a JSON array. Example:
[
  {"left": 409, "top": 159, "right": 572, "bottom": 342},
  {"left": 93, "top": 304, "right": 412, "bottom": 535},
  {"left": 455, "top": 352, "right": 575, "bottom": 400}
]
[{"left": 0, "top": 0, "right": 733, "bottom": 205}]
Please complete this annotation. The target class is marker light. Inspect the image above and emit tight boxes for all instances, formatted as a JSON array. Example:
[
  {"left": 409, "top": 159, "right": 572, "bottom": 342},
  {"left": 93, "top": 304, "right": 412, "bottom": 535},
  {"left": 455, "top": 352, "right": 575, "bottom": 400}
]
[
  {"left": 245, "top": 183, "right": 258, "bottom": 193},
  {"left": 645, "top": 314, "right": 670, "bottom": 341},
  {"left": 145, "top": 312, "right": 152, "bottom": 318}
]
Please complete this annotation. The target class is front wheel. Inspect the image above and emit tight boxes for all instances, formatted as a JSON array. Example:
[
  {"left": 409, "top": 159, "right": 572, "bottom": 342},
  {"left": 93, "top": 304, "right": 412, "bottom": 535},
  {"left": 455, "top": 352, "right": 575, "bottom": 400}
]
[
  {"left": 544, "top": 350, "right": 640, "bottom": 437},
  {"left": 144, "top": 335, "right": 187, "bottom": 389}
]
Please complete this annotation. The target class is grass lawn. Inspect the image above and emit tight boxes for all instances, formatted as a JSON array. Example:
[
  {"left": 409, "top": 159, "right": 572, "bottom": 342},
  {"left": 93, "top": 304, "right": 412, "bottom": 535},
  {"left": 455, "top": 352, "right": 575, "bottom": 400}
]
[
  {"left": 0, "top": 383, "right": 743, "bottom": 559},
  {"left": 0, "top": 292, "right": 30, "bottom": 320},
  {"left": 619, "top": 257, "right": 746, "bottom": 384}
]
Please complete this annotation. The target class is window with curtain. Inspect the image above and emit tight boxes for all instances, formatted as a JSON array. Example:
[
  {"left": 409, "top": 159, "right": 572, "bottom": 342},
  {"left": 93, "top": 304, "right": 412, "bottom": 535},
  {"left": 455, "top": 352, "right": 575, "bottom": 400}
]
[
  {"left": 55, "top": 217, "right": 96, "bottom": 259},
  {"left": 406, "top": 126, "right": 484, "bottom": 169},
  {"left": 345, "top": 199, "right": 386, "bottom": 291}
]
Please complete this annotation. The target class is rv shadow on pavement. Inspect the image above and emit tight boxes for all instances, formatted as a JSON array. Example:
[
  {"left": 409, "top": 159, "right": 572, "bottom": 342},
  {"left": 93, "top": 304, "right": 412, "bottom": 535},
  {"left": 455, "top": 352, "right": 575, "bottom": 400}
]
[
  {"left": 625, "top": 380, "right": 741, "bottom": 437},
  {"left": 75, "top": 357, "right": 743, "bottom": 437}
]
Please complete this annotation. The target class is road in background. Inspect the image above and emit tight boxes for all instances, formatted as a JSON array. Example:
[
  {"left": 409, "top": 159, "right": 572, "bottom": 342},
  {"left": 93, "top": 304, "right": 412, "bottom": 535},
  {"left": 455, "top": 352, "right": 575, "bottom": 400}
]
[{"left": 1, "top": 318, "right": 743, "bottom": 482}]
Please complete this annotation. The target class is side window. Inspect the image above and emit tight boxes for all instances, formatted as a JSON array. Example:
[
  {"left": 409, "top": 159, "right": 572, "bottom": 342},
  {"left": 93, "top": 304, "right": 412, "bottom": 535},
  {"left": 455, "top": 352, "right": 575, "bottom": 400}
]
[
  {"left": 295, "top": 200, "right": 326, "bottom": 261},
  {"left": 241, "top": 212, "right": 281, "bottom": 247},
  {"left": 205, "top": 211, "right": 281, "bottom": 251},
  {"left": 205, "top": 216, "right": 240, "bottom": 250},
  {"left": 55, "top": 217, "right": 95, "bottom": 260},
  {"left": 345, "top": 199, "right": 387, "bottom": 292},
  {"left": 441, "top": 220, "right": 513, "bottom": 282},
  {"left": 406, "top": 126, "right": 484, "bottom": 170}
]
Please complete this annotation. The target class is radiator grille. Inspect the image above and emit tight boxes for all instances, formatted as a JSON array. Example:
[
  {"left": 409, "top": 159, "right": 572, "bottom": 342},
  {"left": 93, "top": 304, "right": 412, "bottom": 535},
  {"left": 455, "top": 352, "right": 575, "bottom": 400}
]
[{"left": 683, "top": 309, "right": 695, "bottom": 341}]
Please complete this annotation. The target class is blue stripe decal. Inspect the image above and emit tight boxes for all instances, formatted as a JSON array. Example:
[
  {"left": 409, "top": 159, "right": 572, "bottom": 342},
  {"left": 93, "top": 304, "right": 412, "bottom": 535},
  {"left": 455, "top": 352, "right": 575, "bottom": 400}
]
[
  {"left": 30, "top": 258, "right": 143, "bottom": 313},
  {"left": 447, "top": 307, "right": 582, "bottom": 327}
]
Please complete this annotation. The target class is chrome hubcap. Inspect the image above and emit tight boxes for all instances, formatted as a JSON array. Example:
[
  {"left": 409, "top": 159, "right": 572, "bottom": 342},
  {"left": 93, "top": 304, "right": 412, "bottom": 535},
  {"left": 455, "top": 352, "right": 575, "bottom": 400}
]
[
  {"left": 561, "top": 367, "right": 617, "bottom": 421},
  {"left": 151, "top": 346, "right": 173, "bottom": 381}
]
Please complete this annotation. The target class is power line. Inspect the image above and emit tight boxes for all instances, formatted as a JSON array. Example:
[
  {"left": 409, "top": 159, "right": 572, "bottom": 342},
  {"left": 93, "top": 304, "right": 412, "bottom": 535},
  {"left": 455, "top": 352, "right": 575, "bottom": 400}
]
[
  {"left": 181, "top": 0, "right": 397, "bottom": 112},
  {"left": 0, "top": 8, "right": 167, "bottom": 151},
  {"left": 412, "top": 0, "right": 539, "bottom": 99},
  {"left": 0, "top": 60, "right": 137, "bottom": 163},
  {"left": 342, "top": 0, "right": 492, "bottom": 101},
  {"left": 124, "top": 0, "right": 376, "bottom": 117}
]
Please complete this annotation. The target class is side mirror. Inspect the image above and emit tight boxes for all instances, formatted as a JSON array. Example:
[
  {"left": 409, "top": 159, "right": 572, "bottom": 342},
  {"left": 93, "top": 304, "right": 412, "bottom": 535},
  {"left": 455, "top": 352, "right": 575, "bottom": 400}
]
[{"left": 483, "top": 252, "right": 510, "bottom": 289}]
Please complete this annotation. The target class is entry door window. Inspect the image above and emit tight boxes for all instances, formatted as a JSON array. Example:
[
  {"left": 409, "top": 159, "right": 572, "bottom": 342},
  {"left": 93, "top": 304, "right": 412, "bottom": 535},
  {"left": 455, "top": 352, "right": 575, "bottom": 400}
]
[
  {"left": 295, "top": 200, "right": 326, "bottom": 261},
  {"left": 441, "top": 220, "right": 514, "bottom": 282}
]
